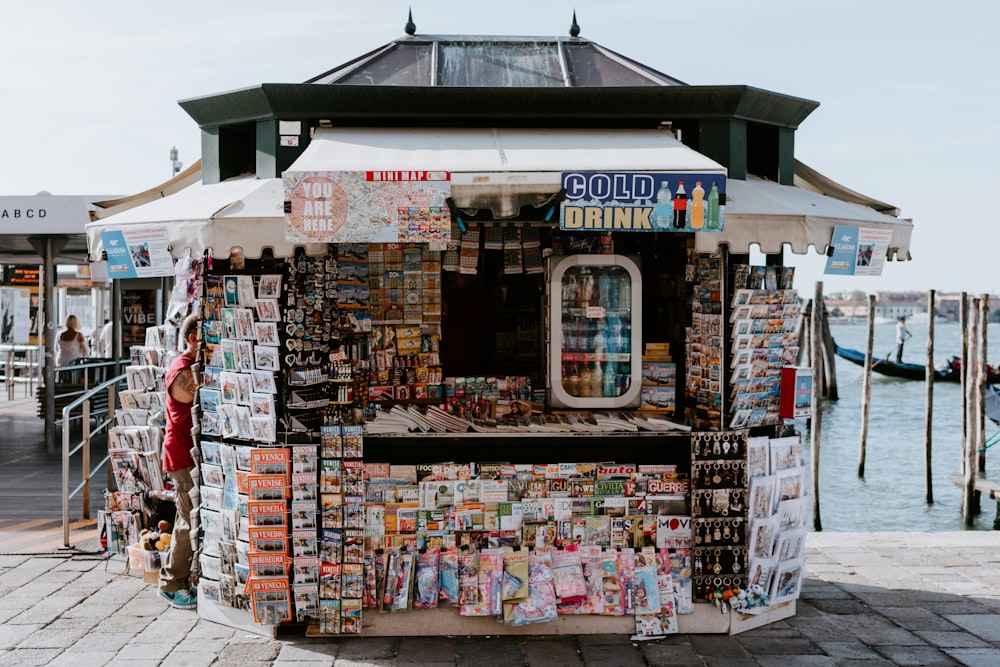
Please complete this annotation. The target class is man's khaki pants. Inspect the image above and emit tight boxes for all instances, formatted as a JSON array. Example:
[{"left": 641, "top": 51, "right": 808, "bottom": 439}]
[{"left": 158, "top": 467, "right": 194, "bottom": 593}]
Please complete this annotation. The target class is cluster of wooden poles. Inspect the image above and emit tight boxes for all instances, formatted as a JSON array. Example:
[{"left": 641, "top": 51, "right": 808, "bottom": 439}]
[{"left": 799, "top": 284, "right": 995, "bottom": 530}]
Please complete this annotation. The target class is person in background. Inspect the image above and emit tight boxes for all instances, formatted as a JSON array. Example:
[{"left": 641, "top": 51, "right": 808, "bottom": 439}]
[
  {"left": 55, "top": 315, "right": 91, "bottom": 366},
  {"left": 158, "top": 313, "right": 200, "bottom": 609},
  {"left": 895, "top": 316, "right": 912, "bottom": 363},
  {"left": 98, "top": 319, "right": 114, "bottom": 358}
]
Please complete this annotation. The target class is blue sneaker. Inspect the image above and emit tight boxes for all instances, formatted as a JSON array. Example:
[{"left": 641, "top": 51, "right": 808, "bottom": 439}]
[{"left": 159, "top": 588, "right": 197, "bottom": 609}]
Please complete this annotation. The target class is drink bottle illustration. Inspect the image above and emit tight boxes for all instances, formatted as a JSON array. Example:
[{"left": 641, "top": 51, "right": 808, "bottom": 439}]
[
  {"left": 691, "top": 181, "right": 705, "bottom": 229},
  {"left": 706, "top": 182, "right": 720, "bottom": 230},
  {"left": 673, "top": 181, "right": 687, "bottom": 229},
  {"left": 654, "top": 182, "right": 672, "bottom": 230}
]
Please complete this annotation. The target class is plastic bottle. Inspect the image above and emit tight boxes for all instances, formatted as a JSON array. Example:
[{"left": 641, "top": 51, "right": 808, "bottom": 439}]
[
  {"left": 691, "top": 181, "right": 705, "bottom": 229},
  {"left": 597, "top": 273, "right": 611, "bottom": 309},
  {"left": 590, "top": 361, "right": 603, "bottom": 398},
  {"left": 579, "top": 364, "right": 593, "bottom": 397},
  {"left": 706, "top": 182, "right": 720, "bottom": 230},
  {"left": 673, "top": 181, "right": 688, "bottom": 229},
  {"left": 563, "top": 274, "right": 579, "bottom": 308},
  {"left": 619, "top": 275, "right": 631, "bottom": 310},
  {"left": 654, "top": 182, "right": 672, "bottom": 230},
  {"left": 603, "top": 360, "right": 617, "bottom": 397},
  {"left": 564, "top": 363, "right": 580, "bottom": 396}
]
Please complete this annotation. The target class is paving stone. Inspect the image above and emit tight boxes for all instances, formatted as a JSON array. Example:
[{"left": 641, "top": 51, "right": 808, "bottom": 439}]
[
  {"left": 637, "top": 641, "right": 703, "bottom": 667},
  {"left": 398, "top": 636, "right": 458, "bottom": 661},
  {"left": 738, "top": 636, "right": 822, "bottom": 656},
  {"left": 276, "top": 641, "right": 340, "bottom": 661},
  {"left": 161, "top": 651, "right": 220, "bottom": 667},
  {"left": 873, "top": 644, "right": 958, "bottom": 666},
  {"left": 943, "top": 647, "right": 1000, "bottom": 667},
  {"left": 0, "top": 648, "right": 63, "bottom": 667},
  {"left": 578, "top": 643, "right": 645, "bottom": 666},
  {"left": 873, "top": 606, "right": 962, "bottom": 632},
  {"left": 335, "top": 638, "right": 397, "bottom": 660},
  {"left": 520, "top": 637, "right": 582, "bottom": 666},
  {"left": 454, "top": 637, "right": 526, "bottom": 667},
  {"left": 332, "top": 660, "right": 394, "bottom": 667},
  {"left": 215, "top": 641, "right": 282, "bottom": 663},
  {"left": 0, "top": 622, "right": 43, "bottom": 649},
  {"left": 814, "top": 640, "right": 883, "bottom": 660},
  {"left": 71, "top": 631, "right": 136, "bottom": 652},
  {"left": 915, "top": 630, "right": 992, "bottom": 648},
  {"left": 44, "top": 651, "right": 117, "bottom": 667},
  {"left": 944, "top": 613, "right": 1000, "bottom": 641},
  {"left": 689, "top": 633, "right": 752, "bottom": 657},
  {"left": 115, "top": 641, "right": 177, "bottom": 660},
  {"left": 808, "top": 598, "right": 870, "bottom": 615},
  {"left": 753, "top": 657, "right": 837, "bottom": 666}
]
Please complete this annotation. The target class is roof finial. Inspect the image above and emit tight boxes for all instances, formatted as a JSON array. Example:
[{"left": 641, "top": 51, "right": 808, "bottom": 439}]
[
  {"left": 569, "top": 9, "right": 580, "bottom": 37},
  {"left": 405, "top": 7, "right": 416, "bottom": 36}
]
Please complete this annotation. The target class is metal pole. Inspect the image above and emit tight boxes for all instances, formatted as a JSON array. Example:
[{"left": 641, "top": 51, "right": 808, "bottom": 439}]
[
  {"left": 62, "top": 402, "right": 71, "bottom": 548},
  {"left": 925, "top": 290, "right": 935, "bottom": 504},
  {"left": 111, "top": 278, "right": 122, "bottom": 370},
  {"left": 811, "top": 281, "right": 823, "bottom": 532},
  {"left": 44, "top": 238, "right": 56, "bottom": 454},
  {"left": 858, "top": 294, "right": 875, "bottom": 478},
  {"left": 82, "top": 398, "right": 91, "bottom": 521}
]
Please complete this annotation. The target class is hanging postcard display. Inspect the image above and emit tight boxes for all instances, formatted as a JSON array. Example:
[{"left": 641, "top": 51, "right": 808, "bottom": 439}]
[{"left": 284, "top": 171, "right": 452, "bottom": 245}]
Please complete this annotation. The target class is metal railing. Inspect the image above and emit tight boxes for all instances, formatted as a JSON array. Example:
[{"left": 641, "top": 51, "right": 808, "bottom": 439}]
[
  {"left": 60, "top": 372, "right": 126, "bottom": 549},
  {"left": 52, "top": 358, "right": 128, "bottom": 426}
]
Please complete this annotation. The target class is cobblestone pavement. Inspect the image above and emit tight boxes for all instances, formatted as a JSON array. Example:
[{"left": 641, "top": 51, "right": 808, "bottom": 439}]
[{"left": 0, "top": 531, "right": 997, "bottom": 666}]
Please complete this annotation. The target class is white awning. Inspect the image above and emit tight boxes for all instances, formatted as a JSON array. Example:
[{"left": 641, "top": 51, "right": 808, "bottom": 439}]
[
  {"left": 85, "top": 176, "right": 326, "bottom": 261},
  {"left": 288, "top": 127, "right": 726, "bottom": 218},
  {"left": 695, "top": 175, "right": 912, "bottom": 260}
]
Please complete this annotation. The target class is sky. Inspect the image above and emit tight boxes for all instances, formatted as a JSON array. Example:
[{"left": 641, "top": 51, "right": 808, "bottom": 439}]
[{"left": 2, "top": 1, "right": 998, "bottom": 295}]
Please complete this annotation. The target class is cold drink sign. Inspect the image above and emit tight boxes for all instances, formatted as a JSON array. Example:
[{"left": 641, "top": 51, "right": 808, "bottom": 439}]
[{"left": 560, "top": 171, "right": 726, "bottom": 232}]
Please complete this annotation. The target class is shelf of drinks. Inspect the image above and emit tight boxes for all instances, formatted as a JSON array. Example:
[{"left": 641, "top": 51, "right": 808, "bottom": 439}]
[
  {"left": 560, "top": 352, "right": 632, "bottom": 363},
  {"left": 561, "top": 306, "right": 632, "bottom": 318}
]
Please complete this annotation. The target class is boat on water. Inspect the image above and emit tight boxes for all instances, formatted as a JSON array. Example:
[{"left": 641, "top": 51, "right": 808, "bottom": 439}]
[{"left": 833, "top": 344, "right": 1000, "bottom": 383}]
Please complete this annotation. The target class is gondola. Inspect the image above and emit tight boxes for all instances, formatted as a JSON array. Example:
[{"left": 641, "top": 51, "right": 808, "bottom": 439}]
[{"left": 833, "top": 344, "right": 968, "bottom": 382}]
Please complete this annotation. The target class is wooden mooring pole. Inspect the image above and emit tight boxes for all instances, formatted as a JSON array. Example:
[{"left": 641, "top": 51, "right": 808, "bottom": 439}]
[
  {"left": 963, "top": 297, "right": 981, "bottom": 525},
  {"left": 960, "top": 292, "right": 968, "bottom": 477},
  {"left": 811, "top": 281, "right": 823, "bottom": 531},
  {"left": 925, "top": 289, "right": 935, "bottom": 504},
  {"left": 858, "top": 294, "right": 875, "bottom": 478}
]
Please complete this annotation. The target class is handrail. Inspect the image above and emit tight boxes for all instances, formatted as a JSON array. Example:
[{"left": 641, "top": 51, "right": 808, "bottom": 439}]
[
  {"left": 61, "top": 372, "right": 126, "bottom": 549},
  {"left": 50, "top": 358, "right": 128, "bottom": 426}
]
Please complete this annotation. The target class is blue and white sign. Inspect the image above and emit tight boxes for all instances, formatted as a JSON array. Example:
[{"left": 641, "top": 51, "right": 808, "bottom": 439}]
[
  {"left": 825, "top": 225, "right": 893, "bottom": 277},
  {"left": 100, "top": 226, "right": 174, "bottom": 279}
]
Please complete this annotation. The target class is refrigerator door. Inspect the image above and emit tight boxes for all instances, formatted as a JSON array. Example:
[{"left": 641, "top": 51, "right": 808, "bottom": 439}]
[{"left": 548, "top": 254, "right": 642, "bottom": 409}]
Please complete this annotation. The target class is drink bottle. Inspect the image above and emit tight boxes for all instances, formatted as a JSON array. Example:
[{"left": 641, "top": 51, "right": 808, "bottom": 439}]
[
  {"left": 565, "top": 363, "right": 580, "bottom": 396},
  {"left": 673, "top": 181, "right": 687, "bottom": 229},
  {"left": 691, "top": 181, "right": 705, "bottom": 229},
  {"left": 706, "top": 182, "right": 720, "bottom": 230},
  {"left": 654, "top": 182, "right": 672, "bottom": 230},
  {"left": 603, "top": 360, "right": 617, "bottom": 397},
  {"left": 579, "top": 364, "right": 593, "bottom": 397},
  {"left": 590, "top": 361, "right": 603, "bottom": 397},
  {"left": 597, "top": 273, "right": 611, "bottom": 309}
]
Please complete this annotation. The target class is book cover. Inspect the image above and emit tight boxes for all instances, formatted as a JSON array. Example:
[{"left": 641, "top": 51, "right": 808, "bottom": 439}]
[
  {"left": 249, "top": 577, "right": 291, "bottom": 624},
  {"left": 247, "top": 526, "right": 288, "bottom": 555}
]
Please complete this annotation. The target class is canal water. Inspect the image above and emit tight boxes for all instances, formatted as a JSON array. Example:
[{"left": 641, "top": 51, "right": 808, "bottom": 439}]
[{"left": 803, "top": 319, "right": 1000, "bottom": 531}]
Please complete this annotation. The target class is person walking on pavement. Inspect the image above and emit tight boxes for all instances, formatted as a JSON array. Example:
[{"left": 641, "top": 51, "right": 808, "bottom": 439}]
[
  {"left": 56, "top": 315, "right": 91, "bottom": 366},
  {"left": 895, "top": 315, "right": 912, "bottom": 363},
  {"left": 158, "top": 314, "right": 200, "bottom": 609}
]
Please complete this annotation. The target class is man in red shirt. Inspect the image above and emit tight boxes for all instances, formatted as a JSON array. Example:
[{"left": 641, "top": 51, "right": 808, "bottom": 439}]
[{"left": 158, "top": 314, "right": 200, "bottom": 609}]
